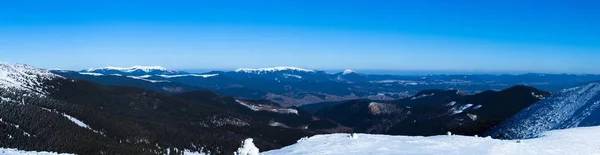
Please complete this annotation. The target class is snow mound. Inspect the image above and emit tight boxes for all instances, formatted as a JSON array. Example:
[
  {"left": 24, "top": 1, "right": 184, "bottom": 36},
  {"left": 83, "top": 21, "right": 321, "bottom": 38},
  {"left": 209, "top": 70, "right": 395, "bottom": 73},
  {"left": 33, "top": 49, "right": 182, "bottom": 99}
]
[
  {"left": 0, "top": 62, "right": 61, "bottom": 94},
  {"left": 263, "top": 125, "right": 600, "bottom": 155},
  {"left": 235, "top": 138, "right": 259, "bottom": 155},
  {"left": 235, "top": 67, "right": 314, "bottom": 73}
]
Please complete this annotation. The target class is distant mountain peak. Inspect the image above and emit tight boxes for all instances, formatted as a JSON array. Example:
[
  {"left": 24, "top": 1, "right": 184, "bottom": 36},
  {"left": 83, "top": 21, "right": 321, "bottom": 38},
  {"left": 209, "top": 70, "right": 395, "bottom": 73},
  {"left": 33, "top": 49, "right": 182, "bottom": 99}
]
[
  {"left": 342, "top": 69, "right": 356, "bottom": 75},
  {"left": 86, "top": 66, "right": 174, "bottom": 73},
  {"left": 234, "top": 67, "right": 315, "bottom": 73}
]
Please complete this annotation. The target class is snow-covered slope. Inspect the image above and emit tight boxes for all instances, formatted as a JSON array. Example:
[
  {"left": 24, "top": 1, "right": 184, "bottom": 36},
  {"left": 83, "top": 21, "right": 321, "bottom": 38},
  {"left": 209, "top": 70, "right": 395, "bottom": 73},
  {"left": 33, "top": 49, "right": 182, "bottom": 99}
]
[
  {"left": 263, "top": 126, "right": 600, "bottom": 155},
  {"left": 0, "top": 62, "right": 61, "bottom": 94},
  {"left": 490, "top": 82, "right": 600, "bottom": 139}
]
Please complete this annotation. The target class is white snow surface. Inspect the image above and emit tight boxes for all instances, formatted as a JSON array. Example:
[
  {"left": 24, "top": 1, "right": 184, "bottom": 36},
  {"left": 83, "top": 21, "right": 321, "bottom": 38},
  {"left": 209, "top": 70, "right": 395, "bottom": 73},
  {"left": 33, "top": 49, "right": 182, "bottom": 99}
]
[
  {"left": 0, "top": 148, "right": 72, "bottom": 155},
  {"left": 235, "top": 138, "right": 259, "bottom": 155},
  {"left": 0, "top": 62, "right": 61, "bottom": 93},
  {"left": 235, "top": 67, "right": 314, "bottom": 73},
  {"left": 263, "top": 125, "right": 600, "bottom": 155}
]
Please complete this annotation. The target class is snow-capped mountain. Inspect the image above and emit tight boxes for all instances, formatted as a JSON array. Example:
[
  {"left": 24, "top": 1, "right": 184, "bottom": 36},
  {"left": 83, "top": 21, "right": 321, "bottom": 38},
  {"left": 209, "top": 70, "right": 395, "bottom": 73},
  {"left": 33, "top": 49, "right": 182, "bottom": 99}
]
[
  {"left": 82, "top": 66, "right": 185, "bottom": 76},
  {"left": 0, "top": 62, "right": 61, "bottom": 94},
  {"left": 234, "top": 67, "right": 315, "bottom": 74},
  {"left": 490, "top": 82, "right": 600, "bottom": 139},
  {"left": 263, "top": 125, "right": 600, "bottom": 155}
]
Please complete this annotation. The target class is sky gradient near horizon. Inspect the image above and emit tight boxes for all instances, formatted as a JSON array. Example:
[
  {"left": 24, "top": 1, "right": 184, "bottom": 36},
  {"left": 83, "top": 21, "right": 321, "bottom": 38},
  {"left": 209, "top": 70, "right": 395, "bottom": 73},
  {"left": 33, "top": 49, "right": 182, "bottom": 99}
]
[{"left": 1, "top": 0, "right": 599, "bottom": 74}]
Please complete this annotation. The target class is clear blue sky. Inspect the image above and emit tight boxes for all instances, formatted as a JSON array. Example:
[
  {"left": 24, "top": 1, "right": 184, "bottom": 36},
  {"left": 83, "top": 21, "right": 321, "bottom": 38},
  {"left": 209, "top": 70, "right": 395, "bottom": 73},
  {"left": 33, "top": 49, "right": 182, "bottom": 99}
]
[{"left": 0, "top": 0, "right": 598, "bottom": 73}]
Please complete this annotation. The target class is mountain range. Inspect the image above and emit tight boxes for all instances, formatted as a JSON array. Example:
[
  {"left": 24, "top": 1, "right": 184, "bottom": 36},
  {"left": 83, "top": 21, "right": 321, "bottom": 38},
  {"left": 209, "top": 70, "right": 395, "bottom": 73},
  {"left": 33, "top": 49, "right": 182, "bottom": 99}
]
[
  {"left": 3, "top": 62, "right": 600, "bottom": 154},
  {"left": 53, "top": 65, "right": 600, "bottom": 107}
]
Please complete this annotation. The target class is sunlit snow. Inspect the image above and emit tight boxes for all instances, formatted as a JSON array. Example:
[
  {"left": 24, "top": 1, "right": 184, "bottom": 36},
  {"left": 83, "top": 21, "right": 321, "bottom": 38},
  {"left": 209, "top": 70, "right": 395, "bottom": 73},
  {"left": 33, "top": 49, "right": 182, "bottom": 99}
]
[{"left": 263, "top": 125, "right": 600, "bottom": 155}]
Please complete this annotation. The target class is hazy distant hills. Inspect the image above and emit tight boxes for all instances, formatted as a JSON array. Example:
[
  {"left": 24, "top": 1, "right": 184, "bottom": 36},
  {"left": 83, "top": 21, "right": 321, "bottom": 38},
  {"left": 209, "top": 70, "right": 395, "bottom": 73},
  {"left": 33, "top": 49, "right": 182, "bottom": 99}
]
[{"left": 54, "top": 66, "right": 600, "bottom": 107}]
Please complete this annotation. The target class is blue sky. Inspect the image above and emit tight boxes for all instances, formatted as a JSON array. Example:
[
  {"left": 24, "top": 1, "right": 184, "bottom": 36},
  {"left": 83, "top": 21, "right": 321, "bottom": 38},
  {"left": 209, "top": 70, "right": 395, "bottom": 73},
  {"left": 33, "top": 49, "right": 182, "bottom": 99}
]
[{"left": 0, "top": 0, "right": 598, "bottom": 73}]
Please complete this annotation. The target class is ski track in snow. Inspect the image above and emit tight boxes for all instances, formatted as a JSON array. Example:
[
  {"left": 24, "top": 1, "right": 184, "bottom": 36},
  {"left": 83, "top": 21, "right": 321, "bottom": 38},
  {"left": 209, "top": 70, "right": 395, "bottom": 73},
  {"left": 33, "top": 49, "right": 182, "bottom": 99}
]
[{"left": 263, "top": 125, "right": 600, "bottom": 155}]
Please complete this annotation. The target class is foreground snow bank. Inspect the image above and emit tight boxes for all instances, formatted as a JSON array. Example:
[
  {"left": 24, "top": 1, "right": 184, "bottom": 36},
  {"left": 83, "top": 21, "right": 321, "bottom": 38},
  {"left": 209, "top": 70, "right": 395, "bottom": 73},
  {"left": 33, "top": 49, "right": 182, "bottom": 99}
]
[
  {"left": 263, "top": 126, "right": 600, "bottom": 155},
  {"left": 0, "top": 148, "right": 72, "bottom": 155}
]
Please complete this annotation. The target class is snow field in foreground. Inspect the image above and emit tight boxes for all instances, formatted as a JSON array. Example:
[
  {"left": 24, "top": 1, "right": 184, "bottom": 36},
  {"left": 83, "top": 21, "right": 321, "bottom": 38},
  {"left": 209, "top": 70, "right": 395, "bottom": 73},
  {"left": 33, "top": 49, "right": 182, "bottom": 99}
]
[{"left": 263, "top": 126, "right": 600, "bottom": 155}]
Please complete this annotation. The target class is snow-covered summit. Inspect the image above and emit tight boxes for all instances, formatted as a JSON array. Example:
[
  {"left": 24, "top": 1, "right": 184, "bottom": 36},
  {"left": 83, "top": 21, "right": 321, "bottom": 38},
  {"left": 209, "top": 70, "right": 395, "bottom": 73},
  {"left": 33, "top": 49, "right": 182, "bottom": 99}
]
[
  {"left": 86, "top": 66, "right": 176, "bottom": 73},
  {"left": 342, "top": 69, "right": 356, "bottom": 75},
  {"left": 0, "top": 62, "right": 61, "bottom": 93},
  {"left": 82, "top": 66, "right": 184, "bottom": 76},
  {"left": 234, "top": 67, "right": 315, "bottom": 73}
]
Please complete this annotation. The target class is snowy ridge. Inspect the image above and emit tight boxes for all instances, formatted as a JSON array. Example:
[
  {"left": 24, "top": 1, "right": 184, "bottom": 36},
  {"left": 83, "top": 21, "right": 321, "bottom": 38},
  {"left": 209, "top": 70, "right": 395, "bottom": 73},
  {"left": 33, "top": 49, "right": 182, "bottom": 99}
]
[
  {"left": 234, "top": 67, "right": 315, "bottom": 73},
  {"left": 86, "top": 66, "right": 175, "bottom": 73},
  {"left": 491, "top": 82, "right": 600, "bottom": 139},
  {"left": 263, "top": 125, "right": 600, "bottom": 155},
  {"left": 0, "top": 62, "right": 61, "bottom": 94}
]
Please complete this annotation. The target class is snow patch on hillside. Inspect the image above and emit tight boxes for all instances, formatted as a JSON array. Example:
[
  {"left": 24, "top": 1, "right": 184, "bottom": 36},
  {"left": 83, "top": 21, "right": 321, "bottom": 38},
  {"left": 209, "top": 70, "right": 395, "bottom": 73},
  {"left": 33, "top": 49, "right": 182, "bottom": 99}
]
[
  {"left": 0, "top": 118, "right": 33, "bottom": 137},
  {"left": 0, "top": 148, "right": 73, "bottom": 155},
  {"left": 235, "top": 100, "right": 299, "bottom": 115},
  {"left": 41, "top": 108, "right": 105, "bottom": 136},
  {"left": 235, "top": 67, "right": 314, "bottom": 73},
  {"left": 283, "top": 74, "right": 302, "bottom": 79},
  {"left": 158, "top": 74, "right": 218, "bottom": 78},
  {"left": 264, "top": 125, "right": 600, "bottom": 155},
  {"left": 126, "top": 76, "right": 170, "bottom": 83},
  {"left": 411, "top": 93, "right": 434, "bottom": 100},
  {"left": 79, "top": 72, "right": 104, "bottom": 76}
]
